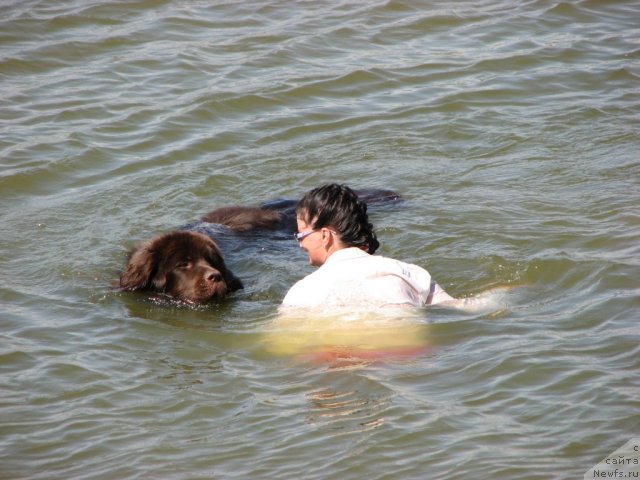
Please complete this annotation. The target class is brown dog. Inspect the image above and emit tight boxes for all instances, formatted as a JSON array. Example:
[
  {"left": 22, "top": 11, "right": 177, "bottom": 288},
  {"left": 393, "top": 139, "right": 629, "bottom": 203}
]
[{"left": 119, "top": 231, "right": 243, "bottom": 304}]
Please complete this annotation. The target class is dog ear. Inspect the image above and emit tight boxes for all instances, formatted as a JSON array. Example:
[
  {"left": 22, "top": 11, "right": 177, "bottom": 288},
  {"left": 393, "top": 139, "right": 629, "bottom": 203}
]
[{"left": 119, "top": 243, "right": 157, "bottom": 291}]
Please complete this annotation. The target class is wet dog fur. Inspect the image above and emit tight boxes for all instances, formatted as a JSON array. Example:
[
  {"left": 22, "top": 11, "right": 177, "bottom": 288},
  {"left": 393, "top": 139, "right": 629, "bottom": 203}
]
[{"left": 119, "top": 231, "right": 243, "bottom": 304}]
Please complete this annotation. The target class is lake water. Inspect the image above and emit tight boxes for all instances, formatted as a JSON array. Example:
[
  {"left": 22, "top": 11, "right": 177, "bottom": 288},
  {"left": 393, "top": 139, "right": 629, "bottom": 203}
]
[{"left": 1, "top": 1, "right": 639, "bottom": 479}]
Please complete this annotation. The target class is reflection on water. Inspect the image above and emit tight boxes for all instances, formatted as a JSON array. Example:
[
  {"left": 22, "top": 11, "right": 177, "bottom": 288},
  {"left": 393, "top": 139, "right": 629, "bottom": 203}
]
[
  {"left": 263, "top": 308, "right": 431, "bottom": 362},
  {"left": 308, "top": 386, "right": 391, "bottom": 435}
]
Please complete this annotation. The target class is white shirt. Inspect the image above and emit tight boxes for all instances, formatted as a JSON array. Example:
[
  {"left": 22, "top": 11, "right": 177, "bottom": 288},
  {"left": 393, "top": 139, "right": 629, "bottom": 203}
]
[{"left": 281, "top": 247, "right": 454, "bottom": 309}]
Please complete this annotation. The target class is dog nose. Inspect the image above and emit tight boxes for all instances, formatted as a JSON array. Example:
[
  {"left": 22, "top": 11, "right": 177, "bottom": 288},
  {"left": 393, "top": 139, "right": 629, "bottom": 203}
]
[{"left": 207, "top": 271, "right": 223, "bottom": 282}]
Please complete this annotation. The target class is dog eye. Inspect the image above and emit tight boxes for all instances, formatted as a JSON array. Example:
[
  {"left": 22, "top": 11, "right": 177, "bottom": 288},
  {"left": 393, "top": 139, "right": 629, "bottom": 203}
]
[{"left": 176, "top": 261, "right": 191, "bottom": 269}]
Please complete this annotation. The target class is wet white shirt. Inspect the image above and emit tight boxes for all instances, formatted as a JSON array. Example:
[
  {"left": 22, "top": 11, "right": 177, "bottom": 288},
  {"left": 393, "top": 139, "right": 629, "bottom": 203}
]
[{"left": 281, "top": 247, "right": 454, "bottom": 309}]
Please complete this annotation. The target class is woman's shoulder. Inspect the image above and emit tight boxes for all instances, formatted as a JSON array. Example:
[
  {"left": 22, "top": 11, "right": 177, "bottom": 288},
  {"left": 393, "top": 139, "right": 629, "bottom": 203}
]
[
  {"left": 368, "top": 251, "right": 422, "bottom": 268},
  {"left": 368, "top": 253, "right": 433, "bottom": 282}
]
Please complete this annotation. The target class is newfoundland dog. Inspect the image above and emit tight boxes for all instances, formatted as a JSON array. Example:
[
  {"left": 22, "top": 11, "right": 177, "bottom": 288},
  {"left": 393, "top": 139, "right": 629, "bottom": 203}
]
[
  {"left": 118, "top": 188, "right": 401, "bottom": 304},
  {"left": 119, "top": 231, "right": 243, "bottom": 304}
]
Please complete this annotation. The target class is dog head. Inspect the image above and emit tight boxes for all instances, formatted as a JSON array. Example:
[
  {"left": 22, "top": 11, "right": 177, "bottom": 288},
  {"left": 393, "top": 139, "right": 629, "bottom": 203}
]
[{"left": 119, "top": 231, "right": 243, "bottom": 304}]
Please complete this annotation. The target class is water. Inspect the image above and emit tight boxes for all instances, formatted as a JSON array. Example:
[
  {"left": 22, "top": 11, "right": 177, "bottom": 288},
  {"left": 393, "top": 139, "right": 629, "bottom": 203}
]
[{"left": 1, "top": 0, "right": 639, "bottom": 478}]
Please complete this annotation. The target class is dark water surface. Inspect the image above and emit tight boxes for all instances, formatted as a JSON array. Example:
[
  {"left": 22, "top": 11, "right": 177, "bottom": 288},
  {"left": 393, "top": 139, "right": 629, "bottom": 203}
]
[{"left": 1, "top": 1, "right": 639, "bottom": 479}]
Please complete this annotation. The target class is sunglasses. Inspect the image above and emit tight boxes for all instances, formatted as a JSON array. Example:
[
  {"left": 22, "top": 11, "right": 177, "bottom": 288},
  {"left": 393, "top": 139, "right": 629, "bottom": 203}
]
[
  {"left": 293, "top": 228, "right": 337, "bottom": 243},
  {"left": 293, "top": 230, "right": 318, "bottom": 242}
]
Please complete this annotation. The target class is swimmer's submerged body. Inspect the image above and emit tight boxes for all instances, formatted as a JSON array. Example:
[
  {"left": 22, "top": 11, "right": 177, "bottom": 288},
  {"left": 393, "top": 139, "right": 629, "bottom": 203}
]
[{"left": 271, "top": 184, "right": 517, "bottom": 363}]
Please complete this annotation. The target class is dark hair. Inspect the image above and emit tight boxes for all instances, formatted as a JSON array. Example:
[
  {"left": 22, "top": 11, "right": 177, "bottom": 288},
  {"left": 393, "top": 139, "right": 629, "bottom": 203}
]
[{"left": 297, "top": 183, "right": 379, "bottom": 254}]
